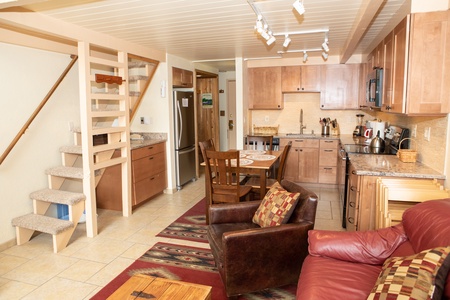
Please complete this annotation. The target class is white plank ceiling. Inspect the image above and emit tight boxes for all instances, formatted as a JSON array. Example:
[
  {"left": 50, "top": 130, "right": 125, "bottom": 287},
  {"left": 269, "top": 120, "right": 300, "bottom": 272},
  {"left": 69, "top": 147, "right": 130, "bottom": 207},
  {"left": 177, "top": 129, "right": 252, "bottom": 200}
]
[{"left": 1, "top": 0, "right": 410, "bottom": 71}]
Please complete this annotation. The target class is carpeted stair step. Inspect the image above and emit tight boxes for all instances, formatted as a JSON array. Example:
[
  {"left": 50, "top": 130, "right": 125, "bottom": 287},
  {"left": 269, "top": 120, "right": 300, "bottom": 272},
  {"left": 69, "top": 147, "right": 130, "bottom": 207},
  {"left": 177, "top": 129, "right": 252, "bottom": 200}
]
[
  {"left": 30, "top": 189, "right": 85, "bottom": 206},
  {"left": 59, "top": 145, "right": 82, "bottom": 155},
  {"left": 11, "top": 214, "right": 74, "bottom": 235},
  {"left": 46, "top": 166, "right": 84, "bottom": 179}
]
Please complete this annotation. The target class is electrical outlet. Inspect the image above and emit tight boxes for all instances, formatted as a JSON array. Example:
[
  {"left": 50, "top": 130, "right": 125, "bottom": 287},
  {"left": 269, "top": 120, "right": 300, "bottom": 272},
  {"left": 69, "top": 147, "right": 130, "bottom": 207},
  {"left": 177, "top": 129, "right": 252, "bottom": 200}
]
[
  {"left": 140, "top": 117, "right": 145, "bottom": 124},
  {"left": 411, "top": 125, "right": 417, "bottom": 138}
]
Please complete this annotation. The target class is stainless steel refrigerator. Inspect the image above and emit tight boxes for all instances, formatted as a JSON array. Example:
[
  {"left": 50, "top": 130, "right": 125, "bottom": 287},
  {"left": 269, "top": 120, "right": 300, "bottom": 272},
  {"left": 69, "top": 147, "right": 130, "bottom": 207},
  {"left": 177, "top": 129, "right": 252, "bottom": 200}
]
[{"left": 173, "top": 91, "right": 196, "bottom": 190}]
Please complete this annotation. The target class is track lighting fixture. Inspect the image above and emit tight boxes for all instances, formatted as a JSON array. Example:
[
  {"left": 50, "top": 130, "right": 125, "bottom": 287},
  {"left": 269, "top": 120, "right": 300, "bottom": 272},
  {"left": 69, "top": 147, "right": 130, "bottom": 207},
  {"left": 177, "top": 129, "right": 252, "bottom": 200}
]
[
  {"left": 322, "top": 51, "right": 328, "bottom": 60},
  {"left": 293, "top": 0, "right": 305, "bottom": 15},
  {"left": 266, "top": 35, "right": 276, "bottom": 46},
  {"left": 322, "top": 38, "right": 329, "bottom": 52},
  {"left": 260, "top": 30, "right": 270, "bottom": 40},
  {"left": 283, "top": 35, "right": 291, "bottom": 48},
  {"left": 303, "top": 51, "right": 308, "bottom": 62}
]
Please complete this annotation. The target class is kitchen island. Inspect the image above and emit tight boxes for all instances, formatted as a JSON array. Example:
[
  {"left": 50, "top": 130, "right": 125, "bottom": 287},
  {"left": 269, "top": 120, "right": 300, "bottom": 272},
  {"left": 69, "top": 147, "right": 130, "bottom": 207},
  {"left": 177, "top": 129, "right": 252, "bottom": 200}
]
[{"left": 346, "top": 153, "right": 445, "bottom": 231}]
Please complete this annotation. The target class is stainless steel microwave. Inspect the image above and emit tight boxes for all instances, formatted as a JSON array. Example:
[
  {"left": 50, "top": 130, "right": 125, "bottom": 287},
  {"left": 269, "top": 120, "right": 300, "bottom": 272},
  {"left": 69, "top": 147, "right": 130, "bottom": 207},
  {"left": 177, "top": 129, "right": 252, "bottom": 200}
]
[{"left": 366, "top": 68, "right": 383, "bottom": 107}]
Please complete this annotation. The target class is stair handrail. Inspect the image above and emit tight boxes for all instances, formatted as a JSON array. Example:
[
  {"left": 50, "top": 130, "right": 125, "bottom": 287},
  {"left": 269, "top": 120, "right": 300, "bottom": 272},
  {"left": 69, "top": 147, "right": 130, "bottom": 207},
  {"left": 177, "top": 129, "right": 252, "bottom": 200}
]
[{"left": 0, "top": 55, "right": 78, "bottom": 165}]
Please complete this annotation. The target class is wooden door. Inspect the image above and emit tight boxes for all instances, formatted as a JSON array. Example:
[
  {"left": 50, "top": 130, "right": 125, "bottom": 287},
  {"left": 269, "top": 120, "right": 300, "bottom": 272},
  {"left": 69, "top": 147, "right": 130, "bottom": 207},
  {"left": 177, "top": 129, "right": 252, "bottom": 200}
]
[{"left": 196, "top": 75, "right": 219, "bottom": 165}]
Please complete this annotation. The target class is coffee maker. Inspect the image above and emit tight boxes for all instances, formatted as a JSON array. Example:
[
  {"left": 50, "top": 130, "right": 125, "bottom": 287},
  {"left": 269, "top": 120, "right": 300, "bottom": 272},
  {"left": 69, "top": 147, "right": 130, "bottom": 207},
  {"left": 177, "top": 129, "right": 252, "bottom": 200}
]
[{"left": 353, "top": 114, "right": 364, "bottom": 136}]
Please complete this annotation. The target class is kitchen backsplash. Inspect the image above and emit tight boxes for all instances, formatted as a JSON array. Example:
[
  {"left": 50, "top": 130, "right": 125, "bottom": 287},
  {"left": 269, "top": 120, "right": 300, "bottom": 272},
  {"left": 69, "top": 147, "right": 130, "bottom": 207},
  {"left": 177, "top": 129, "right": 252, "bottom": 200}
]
[
  {"left": 250, "top": 93, "right": 362, "bottom": 136},
  {"left": 250, "top": 93, "right": 448, "bottom": 173}
]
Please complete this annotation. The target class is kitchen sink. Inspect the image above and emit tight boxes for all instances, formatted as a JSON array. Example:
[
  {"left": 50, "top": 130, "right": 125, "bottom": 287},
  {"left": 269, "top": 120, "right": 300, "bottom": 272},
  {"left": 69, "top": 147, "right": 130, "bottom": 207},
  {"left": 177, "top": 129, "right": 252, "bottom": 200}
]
[{"left": 285, "top": 133, "right": 316, "bottom": 137}]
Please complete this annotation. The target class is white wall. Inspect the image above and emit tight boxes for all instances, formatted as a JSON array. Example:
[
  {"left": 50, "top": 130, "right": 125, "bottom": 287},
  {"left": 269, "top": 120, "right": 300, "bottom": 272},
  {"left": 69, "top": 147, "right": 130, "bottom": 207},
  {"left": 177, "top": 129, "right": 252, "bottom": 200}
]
[
  {"left": 218, "top": 71, "right": 236, "bottom": 150},
  {"left": 0, "top": 43, "right": 80, "bottom": 248}
]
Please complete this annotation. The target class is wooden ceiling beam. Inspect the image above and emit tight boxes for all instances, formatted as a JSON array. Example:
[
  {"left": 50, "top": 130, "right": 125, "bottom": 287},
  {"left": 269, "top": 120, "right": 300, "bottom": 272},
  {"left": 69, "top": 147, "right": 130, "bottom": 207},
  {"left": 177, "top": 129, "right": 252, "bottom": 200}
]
[{"left": 340, "top": 0, "right": 384, "bottom": 64}]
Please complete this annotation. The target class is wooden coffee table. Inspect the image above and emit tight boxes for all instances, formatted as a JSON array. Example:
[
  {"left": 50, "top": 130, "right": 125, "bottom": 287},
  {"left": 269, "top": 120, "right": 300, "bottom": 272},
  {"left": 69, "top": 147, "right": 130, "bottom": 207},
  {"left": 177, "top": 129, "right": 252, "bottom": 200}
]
[{"left": 107, "top": 274, "right": 212, "bottom": 300}]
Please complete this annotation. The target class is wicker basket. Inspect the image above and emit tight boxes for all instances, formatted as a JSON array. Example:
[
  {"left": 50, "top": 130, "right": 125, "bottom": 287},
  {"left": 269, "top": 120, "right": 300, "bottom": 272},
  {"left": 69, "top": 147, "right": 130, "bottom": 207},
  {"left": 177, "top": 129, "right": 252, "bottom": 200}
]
[
  {"left": 252, "top": 124, "right": 279, "bottom": 135},
  {"left": 396, "top": 138, "right": 417, "bottom": 163}
]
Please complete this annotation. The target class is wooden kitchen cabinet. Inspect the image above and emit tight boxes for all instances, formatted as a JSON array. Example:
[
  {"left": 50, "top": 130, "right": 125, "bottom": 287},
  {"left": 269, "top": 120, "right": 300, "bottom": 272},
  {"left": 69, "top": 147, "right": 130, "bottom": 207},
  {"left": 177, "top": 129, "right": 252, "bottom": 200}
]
[
  {"left": 172, "top": 67, "right": 193, "bottom": 88},
  {"left": 318, "top": 139, "right": 338, "bottom": 184},
  {"left": 96, "top": 142, "right": 167, "bottom": 211},
  {"left": 406, "top": 11, "right": 450, "bottom": 114},
  {"left": 320, "top": 64, "right": 360, "bottom": 109},
  {"left": 374, "top": 11, "right": 450, "bottom": 115},
  {"left": 346, "top": 164, "right": 360, "bottom": 231},
  {"left": 345, "top": 161, "right": 445, "bottom": 231},
  {"left": 281, "top": 138, "right": 319, "bottom": 183},
  {"left": 281, "top": 65, "right": 321, "bottom": 92},
  {"left": 248, "top": 67, "right": 282, "bottom": 110}
]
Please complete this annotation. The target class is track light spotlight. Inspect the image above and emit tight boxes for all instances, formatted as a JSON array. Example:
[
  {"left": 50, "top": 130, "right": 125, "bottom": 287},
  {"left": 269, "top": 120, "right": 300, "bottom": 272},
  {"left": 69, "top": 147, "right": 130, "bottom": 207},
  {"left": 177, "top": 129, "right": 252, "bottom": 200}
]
[
  {"left": 283, "top": 35, "right": 291, "bottom": 48},
  {"left": 322, "top": 51, "right": 328, "bottom": 60},
  {"left": 266, "top": 35, "right": 276, "bottom": 46},
  {"left": 260, "top": 30, "right": 270, "bottom": 40},
  {"left": 303, "top": 51, "right": 308, "bottom": 62},
  {"left": 322, "top": 38, "right": 329, "bottom": 52},
  {"left": 293, "top": 0, "right": 305, "bottom": 15}
]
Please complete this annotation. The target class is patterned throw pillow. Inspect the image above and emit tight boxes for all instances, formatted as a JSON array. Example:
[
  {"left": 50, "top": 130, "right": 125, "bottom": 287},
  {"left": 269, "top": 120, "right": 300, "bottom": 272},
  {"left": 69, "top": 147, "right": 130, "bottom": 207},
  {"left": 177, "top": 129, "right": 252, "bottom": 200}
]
[
  {"left": 368, "top": 246, "right": 450, "bottom": 300},
  {"left": 252, "top": 182, "right": 300, "bottom": 227}
]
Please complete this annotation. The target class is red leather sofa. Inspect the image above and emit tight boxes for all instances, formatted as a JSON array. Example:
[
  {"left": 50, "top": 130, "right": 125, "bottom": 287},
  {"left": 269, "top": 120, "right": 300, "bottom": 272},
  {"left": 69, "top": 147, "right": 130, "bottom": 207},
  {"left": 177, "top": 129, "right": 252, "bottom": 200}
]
[{"left": 297, "top": 199, "right": 450, "bottom": 300}]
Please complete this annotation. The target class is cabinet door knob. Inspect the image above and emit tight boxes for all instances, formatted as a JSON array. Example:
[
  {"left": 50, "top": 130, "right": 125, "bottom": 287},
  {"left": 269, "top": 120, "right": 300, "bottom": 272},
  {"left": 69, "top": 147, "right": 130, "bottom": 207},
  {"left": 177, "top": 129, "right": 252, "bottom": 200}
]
[
  {"left": 149, "top": 156, "right": 154, "bottom": 160},
  {"left": 350, "top": 186, "right": 356, "bottom": 192},
  {"left": 348, "top": 217, "right": 355, "bottom": 224},
  {"left": 349, "top": 201, "right": 356, "bottom": 207}
]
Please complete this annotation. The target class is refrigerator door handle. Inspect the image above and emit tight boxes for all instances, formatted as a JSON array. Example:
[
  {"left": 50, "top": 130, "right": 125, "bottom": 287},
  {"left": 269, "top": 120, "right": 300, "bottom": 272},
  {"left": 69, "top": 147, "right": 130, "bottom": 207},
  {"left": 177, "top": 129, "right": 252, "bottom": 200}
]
[{"left": 176, "top": 100, "right": 183, "bottom": 148}]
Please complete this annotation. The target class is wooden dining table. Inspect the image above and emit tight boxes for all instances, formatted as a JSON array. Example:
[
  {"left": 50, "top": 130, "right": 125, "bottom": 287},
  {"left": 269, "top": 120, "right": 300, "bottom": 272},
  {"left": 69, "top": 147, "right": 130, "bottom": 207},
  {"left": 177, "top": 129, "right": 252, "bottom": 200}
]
[{"left": 201, "top": 149, "right": 283, "bottom": 205}]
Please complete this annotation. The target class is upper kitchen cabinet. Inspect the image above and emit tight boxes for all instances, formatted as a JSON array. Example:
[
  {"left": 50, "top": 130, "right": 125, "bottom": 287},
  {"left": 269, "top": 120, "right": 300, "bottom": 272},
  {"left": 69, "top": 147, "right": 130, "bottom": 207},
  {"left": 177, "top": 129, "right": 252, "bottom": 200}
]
[
  {"left": 248, "top": 67, "right": 283, "bottom": 110},
  {"left": 172, "top": 67, "right": 193, "bottom": 88},
  {"left": 406, "top": 11, "right": 450, "bottom": 114},
  {"left": 281, "top": 65, "right": 321, "bottom": 92},
  {"left": 320, "top": 64, "right": 360, "bottom": 110},
  {"left": 381, "top": 11, "right": 450, "bottom": 115}
]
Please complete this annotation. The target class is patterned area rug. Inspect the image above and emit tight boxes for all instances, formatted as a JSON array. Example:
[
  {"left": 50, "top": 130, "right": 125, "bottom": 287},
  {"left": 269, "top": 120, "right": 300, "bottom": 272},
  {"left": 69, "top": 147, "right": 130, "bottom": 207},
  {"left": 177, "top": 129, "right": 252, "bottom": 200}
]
[
  {"left": 156, "top": 198, "right": 209, "bottom": 243},
  {"left": 91, "top": 242, "right": 296, "bottom": 300}
]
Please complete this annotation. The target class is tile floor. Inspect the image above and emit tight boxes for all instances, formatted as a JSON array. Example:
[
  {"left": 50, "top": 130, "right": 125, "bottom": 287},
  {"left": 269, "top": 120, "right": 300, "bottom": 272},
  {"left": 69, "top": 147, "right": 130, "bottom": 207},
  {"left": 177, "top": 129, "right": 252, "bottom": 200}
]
[{"left": 0, "top": 176, "right": 343, "bottom": 299}]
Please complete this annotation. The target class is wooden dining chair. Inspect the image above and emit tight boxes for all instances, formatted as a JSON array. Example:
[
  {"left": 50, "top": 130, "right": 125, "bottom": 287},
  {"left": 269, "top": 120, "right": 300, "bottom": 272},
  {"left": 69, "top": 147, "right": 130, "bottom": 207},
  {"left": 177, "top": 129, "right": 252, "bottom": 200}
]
[
  {"left": 246, "top": 135, "right": 273, "bottom": 151},
  {"left": 204, "top": 149, "right": 252, "bottom": 205},
  {"left": 245, "top": 141, "right": 292, "bottom": 199},
  {"left": 199, "top": 139, "right": 215, "bottom": 163}
]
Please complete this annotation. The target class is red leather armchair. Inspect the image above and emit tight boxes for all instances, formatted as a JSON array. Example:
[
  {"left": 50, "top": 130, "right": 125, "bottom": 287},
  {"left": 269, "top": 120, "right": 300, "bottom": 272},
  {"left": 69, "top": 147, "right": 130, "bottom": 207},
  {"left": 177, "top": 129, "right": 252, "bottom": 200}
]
[{"left": 207, "top": 180, "right": 318, "bottom": 297}]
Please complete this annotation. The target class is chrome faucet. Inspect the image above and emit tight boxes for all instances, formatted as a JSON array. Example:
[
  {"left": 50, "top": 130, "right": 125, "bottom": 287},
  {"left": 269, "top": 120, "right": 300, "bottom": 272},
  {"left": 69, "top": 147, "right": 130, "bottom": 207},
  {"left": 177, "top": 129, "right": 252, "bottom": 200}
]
[{"left": 300, "top": 109, "right": 306, "bottom": 134}]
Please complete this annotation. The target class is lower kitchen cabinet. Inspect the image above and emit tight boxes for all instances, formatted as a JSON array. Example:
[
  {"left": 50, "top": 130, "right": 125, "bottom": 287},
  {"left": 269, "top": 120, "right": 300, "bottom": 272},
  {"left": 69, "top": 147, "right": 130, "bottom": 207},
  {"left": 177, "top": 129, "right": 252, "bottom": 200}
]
[
  {"left": 318, "top": 139, "right": 338, "bottom": 184},
  {"left": 96, "top": 142, "right": 167, "bottom": 211},
  {"left": 345, "top": 162, "right": 445, "bottom": 231},
  {"left": 281, "top": 138, "right": 319, "bottom": 183}
]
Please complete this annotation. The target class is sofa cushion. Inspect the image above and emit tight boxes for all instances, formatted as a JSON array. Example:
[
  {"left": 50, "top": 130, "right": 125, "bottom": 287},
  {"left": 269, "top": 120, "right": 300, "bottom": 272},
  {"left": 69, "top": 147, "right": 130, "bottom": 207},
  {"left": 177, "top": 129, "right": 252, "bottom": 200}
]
[
  {"left": 308, "top": 224, "right": 407, "bottom": 265},
  {"left": 252, "top": 182, "right": 300, "bottom": 227},
  {"left": 402, "top": 199, "right": 450, "bottom": 253},
  {"left": 368, "top": 246, "right": 450, "bottom": 300},
  {"left": 296, "top": 255, "right": 382, "bottom": 300}
]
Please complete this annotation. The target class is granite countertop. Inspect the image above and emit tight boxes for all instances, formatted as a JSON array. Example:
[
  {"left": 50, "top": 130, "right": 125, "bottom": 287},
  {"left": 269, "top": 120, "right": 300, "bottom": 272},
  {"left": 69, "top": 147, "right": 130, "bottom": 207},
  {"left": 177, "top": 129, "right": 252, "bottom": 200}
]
[
  {"left": 130, "top": 132, "right": 167, "bottom": 150},
  {"left": 349, "top": 153, "right": 445, "bottom": 179}
]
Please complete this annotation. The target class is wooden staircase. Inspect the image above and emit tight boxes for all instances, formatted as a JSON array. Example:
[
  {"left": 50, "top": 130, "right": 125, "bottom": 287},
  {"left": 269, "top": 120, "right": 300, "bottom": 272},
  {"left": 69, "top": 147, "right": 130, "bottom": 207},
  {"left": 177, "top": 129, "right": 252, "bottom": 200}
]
[
  {"left": 10, "top": 48, "right": 158, "bottom": 252},
  {"left": 11, "top": 136, "right": 87, "bottom": 253}
]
